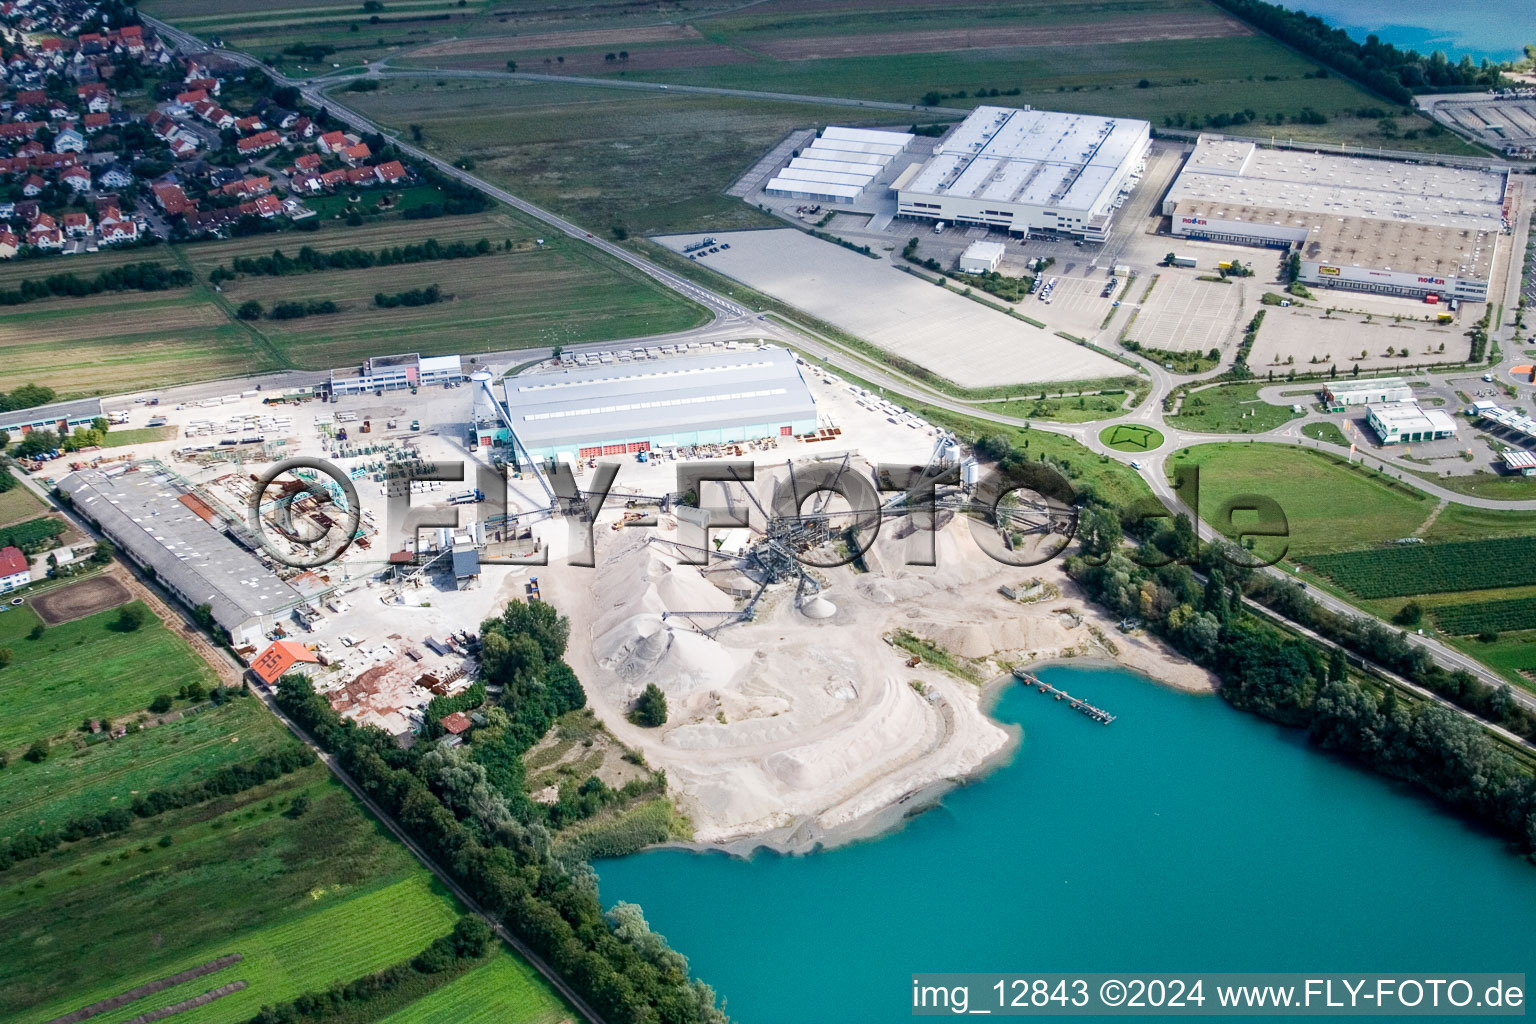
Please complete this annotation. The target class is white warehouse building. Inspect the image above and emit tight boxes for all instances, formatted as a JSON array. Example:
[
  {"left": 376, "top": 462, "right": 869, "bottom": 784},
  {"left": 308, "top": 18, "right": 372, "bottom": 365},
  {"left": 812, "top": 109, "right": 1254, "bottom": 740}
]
[
  {"left": 764, "top": 126, "right": 915, "bottom": 203},
  {"left": 896, "top": 106, "right": 1150, "bottom": 242},
  {"left": 330, "top": 352, "right": 464, "bottom": 396},
  {"left": 496, "top": 347, "right": 818, "bottom": 460},
  {"left": 1366, "top": 402, "right": 1457, "bottom": 445},
  {"left": 1164, "top": 137, "right": 1506, "bottom": 301}
]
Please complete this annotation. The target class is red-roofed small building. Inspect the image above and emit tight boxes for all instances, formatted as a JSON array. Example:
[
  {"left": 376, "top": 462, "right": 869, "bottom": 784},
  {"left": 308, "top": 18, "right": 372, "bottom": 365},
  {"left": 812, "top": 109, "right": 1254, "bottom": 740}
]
[
  {"left": 0, "top": 545, "right": 29, "bottom": 593},
  {"left": 316, "top": 129, "right": 348, "bottom": 154},
  {"left": 0, "top": 231, "right": 17, "bottom": 260},
  {"left": 234, "top": 115, "right": 265, "bottom": 134},
  {"left": 62, "top": 211, "right": 92, "bottom": 236},
  {"left": 20, "top": 173, "right": 43, "bottom": 196},
  {"left": 340, "top": 142, "right": 371, "bottom": 166},
  {"left": 293, "top": 152, "right": 321, "bottom": 172},
  {"left": 236, "top": 129, "right": 280, "bottom": 155},
  {"left": 152, "top": 182, "right": 193, "bottom": 214},
  {"left": 82, "top": 112, "right": 109, "bottom": 132},
  {"left": 440, "top": 711, "right": 473, "bottom": 743},
  {"left": 374, "top": 160, "right": 407, "bottom": 185},
  {"left": 248, "top": 639, "right": 320, "bottom": 686},
  {"left": 175, "top": 87, "right": 207, "bottom": 106}
]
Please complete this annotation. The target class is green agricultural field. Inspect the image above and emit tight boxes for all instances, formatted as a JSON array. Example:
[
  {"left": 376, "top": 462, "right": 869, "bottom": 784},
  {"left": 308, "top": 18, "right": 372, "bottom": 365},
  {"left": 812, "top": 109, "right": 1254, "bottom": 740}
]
[
  {"left": 1163, "top": 442, "right": 1536, "bottom": 559},
  {"left": 0, "top": 209, "right": 706, "bottom": 396},
  {"left": 347, "top": 79, "right": 934, "bottom": 237},
  {"left": 1434, "top": 596, "right": 1536, "bottom": 636},
  {"left": 0, "top": 620, "right": 567, "bottom": 1024},
  {"left": 0, "top": 483, "right": 50, "bottom": 527},
  {"left": 1100, "top": 423, "right": 1165, "bottom": 452},
  {"left": 0, "top": 601, "right": 218, "bottom": 754},
  {"left": 977, "top": 390, "right": 1136, "bottom": 423},
  {"left": 0, "top": 697, "right": 290, "bottom": 837},
  {"left": 1169, "top": 381, "right": 1303, "bottom": 433},
  {"left": 1307, "top": 537, "right": 1536, "bottom": 600},
  {"left": 380, "top": 950, "right": 574, "bottom": 1024}
]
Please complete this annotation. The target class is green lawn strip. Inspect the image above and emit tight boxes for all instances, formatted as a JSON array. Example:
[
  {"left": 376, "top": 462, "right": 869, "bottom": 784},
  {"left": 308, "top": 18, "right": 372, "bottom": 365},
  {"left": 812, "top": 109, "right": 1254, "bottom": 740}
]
[
  {"left": 1168, "top": 380, "right": 1304, "bottom": 433},
  {"left": 1444, "top": 632, "right": 1536, "bottom": 689},
  {"left": 789, "top": 345, "right": 1151, "bottom": 507},
  {"left": 1401, "top": 464, "right": 1536, "bottom": 500},
  {"left": 379, "top": 950, "right": 575, "bottom": 1024},
  {"left": 0, "top": 602, "right": 219, "bottom": 753},
  {"left": 1301, "top": 421, "right": 1348, "bottom": 446},
  {"left": 1099, "top": 424, "right": 1164, "bottom": 452},
  {"left": 100, "top": 426, "right": 177, "bottom": 448}
]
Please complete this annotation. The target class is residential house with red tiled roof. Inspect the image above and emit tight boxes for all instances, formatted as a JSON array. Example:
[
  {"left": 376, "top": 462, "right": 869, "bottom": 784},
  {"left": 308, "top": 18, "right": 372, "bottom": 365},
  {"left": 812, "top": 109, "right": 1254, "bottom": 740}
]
[
  {"left": 374, "top": 160, "right": 407, "bottom": 184},
  {"left": 236, "top": 129, "right": 280, "bottom": 155},
  {"left": 316, "top": 130, "right": 349, "bottom": 154},
  {"left": 0, "top": 231, "right": 17, "bottom": 260},
  {"left": 60, "top": 164, "right": 91, "bottom": 192},
  {"left": 340, "top": 142, "right": 371, "bottom": 166},
  {"left": 0, "top": 545, "right": 29, "bottom": 593}
]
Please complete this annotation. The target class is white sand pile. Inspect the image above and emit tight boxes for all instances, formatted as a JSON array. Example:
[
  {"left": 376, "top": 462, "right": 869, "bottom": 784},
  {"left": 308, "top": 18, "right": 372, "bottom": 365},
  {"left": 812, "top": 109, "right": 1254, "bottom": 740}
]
[{"left": 542, "top": 479, "right": 1215, "bottom": 850}]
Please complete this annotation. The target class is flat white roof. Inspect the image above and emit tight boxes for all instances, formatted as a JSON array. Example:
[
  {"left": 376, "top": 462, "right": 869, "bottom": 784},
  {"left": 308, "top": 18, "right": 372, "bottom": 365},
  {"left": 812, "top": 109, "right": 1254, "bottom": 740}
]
[
  {"left": 1502, "top": 449, "right": 1536, "bottom": 469},
  {"left": 1368, "top": 401, "right": 1457, "bottom": 433},
  {"left": 962, "top": 240, "right": 1006, "bottom": 260},
  {"left": 803, "top": 143, "right": 887, "bottom": 165},
  {"left": 418, "top": 354, "right": 461, "bottom": 373},
  {"left": 776, "top": 165, "right": 872, "bottom": 187},
  {"left": 1168, "top": 136, "right": 1507, "bottom": 231},
  {"left": 1325, "top": 376, "right": 1407, "bottom": 394},
  {"left": 765, "top": 176, "right": 864, "bottom": 198},
  {"left": 502, "top": 346, "right": 816, "bottom": 450},
  {"left": 903, "top": 106, "right": 1148, "bottom": 213}
]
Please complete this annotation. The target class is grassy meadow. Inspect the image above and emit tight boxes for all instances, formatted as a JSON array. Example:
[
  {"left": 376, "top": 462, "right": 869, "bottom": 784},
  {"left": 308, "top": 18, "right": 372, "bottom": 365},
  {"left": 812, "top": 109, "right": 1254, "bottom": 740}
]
[
  {"left": 0, "top": 206, "right": 706, "bottom": 397},
  {"left": 0, "top": 601, "right": 218, "bottom": 754},
  {"left": 0, "top": 616, "right": 570, "bottom": 1023}
]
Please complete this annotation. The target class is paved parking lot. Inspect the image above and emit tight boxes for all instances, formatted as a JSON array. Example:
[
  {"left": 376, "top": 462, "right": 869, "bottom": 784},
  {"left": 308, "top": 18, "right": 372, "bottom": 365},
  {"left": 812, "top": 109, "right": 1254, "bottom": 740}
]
[
  {"left": 1124, "top": 271, "right": 1244, "bottom": 353},
  {"left": 657, "top": 229, "right": 1127, "bottom": 387}
]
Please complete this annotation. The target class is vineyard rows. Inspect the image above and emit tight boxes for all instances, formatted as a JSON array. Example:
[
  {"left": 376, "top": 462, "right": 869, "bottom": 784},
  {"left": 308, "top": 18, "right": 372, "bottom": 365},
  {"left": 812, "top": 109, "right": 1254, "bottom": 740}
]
[
  {"left": 1434, "top": 596, "right": 1536, "bottom": 636},
  {"left": 1306, "top": 537, "right": 1536, "bottom": 598}
]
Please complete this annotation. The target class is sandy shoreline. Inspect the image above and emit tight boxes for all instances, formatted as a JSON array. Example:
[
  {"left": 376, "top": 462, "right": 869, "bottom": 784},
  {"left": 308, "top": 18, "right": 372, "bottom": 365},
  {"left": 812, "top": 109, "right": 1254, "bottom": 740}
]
[
  {"left": 540, "top": 468, "right": 1219, "bottom": 859},
  {"left": 650, "top": 655, "right": 1216, "bottom": 859}
]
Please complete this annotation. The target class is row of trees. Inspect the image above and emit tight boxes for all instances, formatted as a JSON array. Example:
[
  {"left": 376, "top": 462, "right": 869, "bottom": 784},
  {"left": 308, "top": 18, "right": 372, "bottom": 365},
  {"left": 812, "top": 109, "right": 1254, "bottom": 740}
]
[
  {"left": 210, "top": 238, "right": 493, "bottom": 282},
  {"left": 273, "top": 597, "right": 728, "bottom": 1024},
  {"left": 374, "top": 285, "right": 443, "bottom": 308},
  {"left": 236, "top": 299, "right": 340, "bottom": 321},
  {"left": 0, "top": 745, "right": 313, "bottom": 871},
  {"left": 0, "top": 263, "right": 193, "bottom": 307},
  {"left": 247, "top": 917, "right": 492, "bottom": 1024},
  {"left": 1208, "top": 0, "right": 1506, "bottom": 102},
  {"left": 0, "top": 383, "right": 55, "bottom": 413}
]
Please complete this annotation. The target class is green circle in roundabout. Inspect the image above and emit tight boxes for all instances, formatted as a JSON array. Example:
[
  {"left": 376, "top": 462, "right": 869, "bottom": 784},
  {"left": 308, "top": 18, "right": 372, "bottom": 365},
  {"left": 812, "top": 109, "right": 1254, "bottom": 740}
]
[{"left": 1099, "top": 423, "right": 1165, "bottom": 453}]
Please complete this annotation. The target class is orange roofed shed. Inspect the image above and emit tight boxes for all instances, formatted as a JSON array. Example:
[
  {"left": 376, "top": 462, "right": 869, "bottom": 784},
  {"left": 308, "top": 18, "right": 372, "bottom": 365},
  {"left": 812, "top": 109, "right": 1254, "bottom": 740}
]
[{"left": 249, "top": 639, "right": 320, "bottom": 685}]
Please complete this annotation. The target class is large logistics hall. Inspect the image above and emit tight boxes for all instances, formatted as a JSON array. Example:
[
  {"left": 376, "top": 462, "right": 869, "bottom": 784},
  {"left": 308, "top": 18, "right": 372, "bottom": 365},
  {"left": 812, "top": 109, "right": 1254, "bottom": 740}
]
[
  {"left": 1164, "top": 136, "right": 1507, "bottom": 301},
  {"left": 498, "top": 347, "right": 818, "bottom": 460},
  {"left": 895, "top": 106, "right": 1150, "bottom": 242},
  {"left": 764, "top": 126, "right": 915, "bottom": 203}
]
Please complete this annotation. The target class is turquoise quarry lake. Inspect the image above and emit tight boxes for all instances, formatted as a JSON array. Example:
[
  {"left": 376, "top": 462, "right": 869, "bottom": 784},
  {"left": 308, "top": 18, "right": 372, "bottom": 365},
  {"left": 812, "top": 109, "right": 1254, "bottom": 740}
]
[
  {"left": 1268, "top": 0, "right": 1529, "bottom": 63},
  {"left": 596, "top": 666, "right": 1536, "bottom": 1023}
]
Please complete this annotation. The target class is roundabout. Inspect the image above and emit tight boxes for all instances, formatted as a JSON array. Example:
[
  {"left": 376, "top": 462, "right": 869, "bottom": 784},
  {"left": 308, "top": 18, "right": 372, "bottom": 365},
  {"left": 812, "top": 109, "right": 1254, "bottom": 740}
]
[{"left": 1099, "top": 423, "right": 1165, "bottom": 453}]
